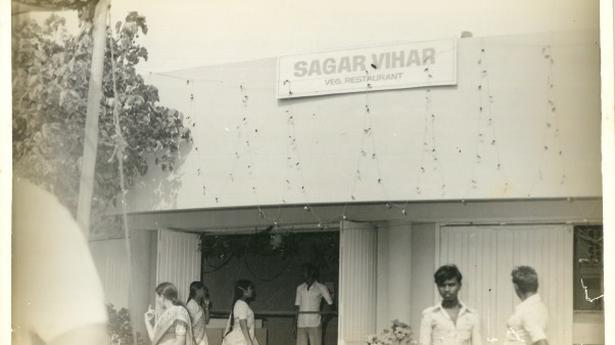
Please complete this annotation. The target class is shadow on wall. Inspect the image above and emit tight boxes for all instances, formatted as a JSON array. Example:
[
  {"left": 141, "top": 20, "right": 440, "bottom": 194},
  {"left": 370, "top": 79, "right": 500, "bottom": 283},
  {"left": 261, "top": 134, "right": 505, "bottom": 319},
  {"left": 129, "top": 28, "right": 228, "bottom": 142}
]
[{"left": 129, "top": 140, "right": 193, "bottom": 211}]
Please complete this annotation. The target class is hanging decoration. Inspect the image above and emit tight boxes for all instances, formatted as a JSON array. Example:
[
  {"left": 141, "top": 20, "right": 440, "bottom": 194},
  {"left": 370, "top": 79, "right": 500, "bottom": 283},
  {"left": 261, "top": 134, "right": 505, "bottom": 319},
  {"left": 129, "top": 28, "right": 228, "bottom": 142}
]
[
  {"left": 414, "top": 66, "right": 446, "bottom": 198},
  {"left": 283, "top": 79, "right": 293, "bottom": 96},
  {"left": 478, "top": 45, "right": 509, "bottom": 191},
  {"left": 186, "top": 78, "right": 210, "bottom": 201},
  {"left": 211, "top": 84, "right": 248, "bottom": 205},
  {"left": 280, "top": 106, "right": 327, "bottom": 228},
  {"left": 283, "top": 108, "right": 303, "bottom": 197},
  {"left": 529, "top": 45, "right": 567, "bottom": 196},
  {"left": 544, "top": 45, "right": 567, "bottom": 187},
  {"left": 199, "top": 228, "right": 339, "bottom": 277},
  {"left": 199, "top": 225, "right": 294, "bottom": 273},
  {"left": 342, "top": 68, "right": 413, "bottom": 216},
  {"left": 220, "top": 83, "right": 262, "bottom": 206},
  {"left": 465, "top": 45, "right": 510, "bottom": 196},
  {"left": 133, "top": 41, "right": 600, "bottom": 230},
  {"left": 346, "top": 69, "right": 395, "bottom": 211}
]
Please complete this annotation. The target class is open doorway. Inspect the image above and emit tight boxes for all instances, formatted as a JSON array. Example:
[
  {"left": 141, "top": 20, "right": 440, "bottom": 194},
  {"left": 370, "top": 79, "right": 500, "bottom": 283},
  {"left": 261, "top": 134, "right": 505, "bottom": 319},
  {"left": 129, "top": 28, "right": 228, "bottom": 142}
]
[{"left": 200, "top": 228, "right": 340, "bottom": 345}]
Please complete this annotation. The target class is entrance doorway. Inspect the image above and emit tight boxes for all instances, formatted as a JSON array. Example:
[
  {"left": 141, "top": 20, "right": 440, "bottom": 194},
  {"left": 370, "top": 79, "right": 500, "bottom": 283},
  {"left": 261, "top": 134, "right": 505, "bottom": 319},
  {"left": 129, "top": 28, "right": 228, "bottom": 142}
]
[{"left": 201, "top": 229, "right": 340, "bottom": 345}]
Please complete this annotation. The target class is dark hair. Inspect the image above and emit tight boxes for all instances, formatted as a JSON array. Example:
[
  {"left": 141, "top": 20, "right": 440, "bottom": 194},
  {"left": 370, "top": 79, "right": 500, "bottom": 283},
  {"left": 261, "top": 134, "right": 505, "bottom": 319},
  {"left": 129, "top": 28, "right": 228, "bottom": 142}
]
[
  {"left": 434, "top": 264, "right": 463, "bottom": 286},
  {"left": 156, "top": 282, "right": 183, "bottom": 306},
  {"left": 187, "top": 281, "right": 209, "bottom": 304},
  {"left": 511, "top": 266, "right": 539, "bottom": 294},
  {"left": 302, "top": 263, "right": 319, "bottom": 279},
  {"left": 225, "top": 279, "right": 254, "bottom": 337}
]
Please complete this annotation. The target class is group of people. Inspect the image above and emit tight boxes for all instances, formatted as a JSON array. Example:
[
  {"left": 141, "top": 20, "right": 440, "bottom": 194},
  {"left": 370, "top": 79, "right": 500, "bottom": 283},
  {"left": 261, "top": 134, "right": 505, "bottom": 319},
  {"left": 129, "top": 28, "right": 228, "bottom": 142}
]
[
  {"left": 143, "top": 263, "right": 548, "bottom": 345},
  {"left": 145, "top": 263, "right": 333, "bottom": 345},
  {"left": 144, "top": 281, "right": 212, "bottom": 345},
  {"left": 11, "top": 180, "right": 549, "bottom": 345},
  {"left": 420, "top": 264, "right": 549, "bottom": 345}
]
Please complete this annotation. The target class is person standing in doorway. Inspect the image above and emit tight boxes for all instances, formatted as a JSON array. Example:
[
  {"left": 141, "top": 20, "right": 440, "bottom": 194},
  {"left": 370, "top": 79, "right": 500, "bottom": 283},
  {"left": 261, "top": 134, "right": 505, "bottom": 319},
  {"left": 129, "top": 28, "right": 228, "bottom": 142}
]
[
  {"left": 505, "top": 266, "right": 549, "bottom": 345},
  {"left": 295, "top": 263, "right": 334, "bottom": 345},
  {"left": 419, "top": 264, "right": 482, "bottom": 345},
  {"left": 222, "top": 280, "right": 258, "bottom": 345},
  {"left": 186, "top": 281, "right": 211, "bottom": 345}
]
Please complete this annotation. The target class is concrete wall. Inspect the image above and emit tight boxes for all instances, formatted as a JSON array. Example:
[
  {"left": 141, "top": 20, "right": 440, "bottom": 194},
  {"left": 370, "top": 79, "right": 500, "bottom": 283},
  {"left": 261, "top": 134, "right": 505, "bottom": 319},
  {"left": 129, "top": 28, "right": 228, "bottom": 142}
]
[
  {"left": 574, "top": 312, "right": 605, "bottom": 344},
  {"left": 90, "top": 239, "right": 130, "bottom": 308},
  {"left": 126, "top": 31, "right": 601, "bottom": 213}
]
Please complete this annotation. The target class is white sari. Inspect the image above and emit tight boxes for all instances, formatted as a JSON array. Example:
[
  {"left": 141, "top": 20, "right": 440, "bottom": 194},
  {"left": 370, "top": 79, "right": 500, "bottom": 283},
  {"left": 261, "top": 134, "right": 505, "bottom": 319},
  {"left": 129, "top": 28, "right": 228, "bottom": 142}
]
[
  {"left": 152, "top": 305, "right": 195, "bottom": 345},
  {"left": 187, "top": 299, "right": 209, "bottom": 345}
]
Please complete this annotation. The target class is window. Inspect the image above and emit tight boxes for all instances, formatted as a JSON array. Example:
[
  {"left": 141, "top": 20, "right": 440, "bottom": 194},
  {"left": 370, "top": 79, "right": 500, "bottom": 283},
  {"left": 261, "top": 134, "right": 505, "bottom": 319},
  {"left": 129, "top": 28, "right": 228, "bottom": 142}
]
[{"left": 573, "top": 225, "right": 604, "bottom": 311}]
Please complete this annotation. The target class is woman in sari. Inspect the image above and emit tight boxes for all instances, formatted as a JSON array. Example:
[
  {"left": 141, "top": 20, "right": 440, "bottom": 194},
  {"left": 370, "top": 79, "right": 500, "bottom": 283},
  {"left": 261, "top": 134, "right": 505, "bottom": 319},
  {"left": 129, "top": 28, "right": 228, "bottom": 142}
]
[
  {"left": 145, "top": 282, "right": 195, "bottom": 345},
  {"left": 186, "top": 281, "right": 211, "bottom": 345},
  {"left": 222, "top": 280, "right": 258, "bottom": 345}
]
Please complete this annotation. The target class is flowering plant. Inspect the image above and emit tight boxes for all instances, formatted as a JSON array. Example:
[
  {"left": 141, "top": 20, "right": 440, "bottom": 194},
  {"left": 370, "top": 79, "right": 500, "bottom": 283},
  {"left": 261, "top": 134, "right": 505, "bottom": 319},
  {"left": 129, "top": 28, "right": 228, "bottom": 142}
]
[
  {"left": 106, "top": 304, "right": 147, "bottom": 345},
  {"left": 366, "top": 320, "right": 417, "bottom": 345}
]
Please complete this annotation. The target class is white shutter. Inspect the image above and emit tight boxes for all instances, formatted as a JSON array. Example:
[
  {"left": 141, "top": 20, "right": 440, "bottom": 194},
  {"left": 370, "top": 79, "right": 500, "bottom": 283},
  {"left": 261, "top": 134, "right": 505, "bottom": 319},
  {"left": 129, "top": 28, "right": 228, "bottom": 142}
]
[
  {"left": 156, "top": 229, "right": 202, "bottom": 302},
  {"left": 338, "top": 221, "right": 378, "bottom": 345},
  {"left": 437, "top": 225, "right": 573, "bottom": 345}
]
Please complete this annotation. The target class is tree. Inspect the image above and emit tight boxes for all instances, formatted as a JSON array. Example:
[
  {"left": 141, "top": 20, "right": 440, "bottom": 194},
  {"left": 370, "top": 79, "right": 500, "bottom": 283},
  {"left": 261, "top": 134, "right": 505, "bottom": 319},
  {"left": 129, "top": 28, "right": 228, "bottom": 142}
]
[{"left": 12, "top": 12, "right": 191, "bottom": 235}]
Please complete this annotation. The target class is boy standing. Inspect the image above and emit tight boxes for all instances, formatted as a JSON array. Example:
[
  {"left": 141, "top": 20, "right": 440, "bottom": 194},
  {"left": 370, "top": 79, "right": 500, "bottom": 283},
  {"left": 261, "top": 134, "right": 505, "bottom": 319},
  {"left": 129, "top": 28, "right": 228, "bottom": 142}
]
[
  {"left": 419, "top": 264, "right": 482, "bottom": 345},
  {"left": 505, "top": 266, "right": 549, "bottom": 345}
]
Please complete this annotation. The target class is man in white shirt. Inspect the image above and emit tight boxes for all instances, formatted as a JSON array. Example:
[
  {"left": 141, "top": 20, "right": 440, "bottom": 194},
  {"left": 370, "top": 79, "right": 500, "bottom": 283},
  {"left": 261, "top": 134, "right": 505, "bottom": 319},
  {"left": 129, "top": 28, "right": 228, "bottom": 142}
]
[
  {"left": 505, "top": 266, "right": 549, "bottom": 345},
  {"left": 12, "top": 179, "right": 109, "bottom": 345},
  {"left": 419, "top": 264, "right": 482, "bottom": 345},
  {"left": 294, "top": 263, "right": 333, "bottom": 345}
]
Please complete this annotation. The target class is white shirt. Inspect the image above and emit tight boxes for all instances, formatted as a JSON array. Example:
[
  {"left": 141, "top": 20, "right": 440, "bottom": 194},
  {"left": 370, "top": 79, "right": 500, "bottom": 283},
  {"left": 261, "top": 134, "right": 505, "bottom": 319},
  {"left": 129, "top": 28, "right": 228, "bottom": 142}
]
[
  {"left": 229, "top": 300, "right": 256, "bottom": 338},
  {"left": 419, "top": 301, "right": 482, "bottom": 345},
  {"left": 295, "top": 281, "right": 333, "bottom": 328},
  {"left": 12, "top": 180, "right": 108, "bottom": 345},
  {"left": 505, "top": 294, "right": 548, "bottom": 345}
]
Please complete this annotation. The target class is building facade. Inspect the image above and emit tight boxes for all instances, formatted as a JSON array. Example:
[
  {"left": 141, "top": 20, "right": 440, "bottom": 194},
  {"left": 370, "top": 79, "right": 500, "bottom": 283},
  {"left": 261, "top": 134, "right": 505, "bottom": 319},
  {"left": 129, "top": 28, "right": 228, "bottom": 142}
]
[{"left": 91, "top": 30, "right": 604, "bottom": 345}]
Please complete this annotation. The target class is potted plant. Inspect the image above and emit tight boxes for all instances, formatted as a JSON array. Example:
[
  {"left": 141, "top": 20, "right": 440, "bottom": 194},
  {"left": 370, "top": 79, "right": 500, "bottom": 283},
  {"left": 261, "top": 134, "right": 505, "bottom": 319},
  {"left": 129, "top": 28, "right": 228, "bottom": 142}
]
[{"left": 366, "top": 319, "right": 417, "bottom": 345}]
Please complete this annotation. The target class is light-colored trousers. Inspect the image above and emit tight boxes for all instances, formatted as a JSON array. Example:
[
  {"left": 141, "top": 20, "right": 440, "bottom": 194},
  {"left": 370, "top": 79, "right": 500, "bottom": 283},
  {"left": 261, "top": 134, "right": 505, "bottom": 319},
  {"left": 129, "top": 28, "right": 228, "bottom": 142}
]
[{"left": 296, "top": 327, "right": 322, "bottom": 345}]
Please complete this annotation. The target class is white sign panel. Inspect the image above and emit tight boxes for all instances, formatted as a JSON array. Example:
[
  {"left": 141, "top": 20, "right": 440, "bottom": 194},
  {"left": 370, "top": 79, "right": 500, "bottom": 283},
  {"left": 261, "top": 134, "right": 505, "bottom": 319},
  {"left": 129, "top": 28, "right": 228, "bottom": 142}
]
[{"left": 277, "top": 39, "right": 457, "bottom": 99}]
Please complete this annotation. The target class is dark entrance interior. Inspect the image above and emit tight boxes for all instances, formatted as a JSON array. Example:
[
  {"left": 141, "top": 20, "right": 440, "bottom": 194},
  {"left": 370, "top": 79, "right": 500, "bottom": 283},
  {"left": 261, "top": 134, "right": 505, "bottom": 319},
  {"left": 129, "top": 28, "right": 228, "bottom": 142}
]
[{"left": 201, "top": 230, "right": 340, "bottom": 345}]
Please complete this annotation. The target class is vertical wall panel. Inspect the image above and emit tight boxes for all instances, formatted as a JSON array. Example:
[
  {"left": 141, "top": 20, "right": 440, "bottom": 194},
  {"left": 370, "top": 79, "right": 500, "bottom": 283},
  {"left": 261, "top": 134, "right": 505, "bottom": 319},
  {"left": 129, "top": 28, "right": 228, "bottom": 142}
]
[
  {"left": 339, "top": 221, "right": 377, "bottom": 345},
  {"left": 376, "top": 227, "right": 390, "bottom": 331},
  {"left": 156, "top": 229, "right": 202, "bottom": 302},
  {"left": 438, "top": 225, "right": 573, "bottom": 344},
  {"left": 410, "top": 223, "right": 437, "bottom": 337},
  {"left": 376, "top": 223, "right": 413, "bottom": 330},
  {"left": 89, "top": 239, "right": 129, "bottom": 308},
  {"left": 511, "top": 226, "right": 574, "bottom": 345}
]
